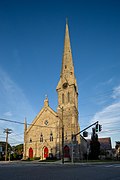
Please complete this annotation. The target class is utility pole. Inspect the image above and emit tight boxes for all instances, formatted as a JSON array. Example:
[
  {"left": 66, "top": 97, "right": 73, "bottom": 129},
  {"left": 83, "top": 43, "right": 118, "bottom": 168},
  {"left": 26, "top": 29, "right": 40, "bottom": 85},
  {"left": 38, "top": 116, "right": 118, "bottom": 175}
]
[{"left": 4, "top": 128, "right": 12, "bottom": 161}]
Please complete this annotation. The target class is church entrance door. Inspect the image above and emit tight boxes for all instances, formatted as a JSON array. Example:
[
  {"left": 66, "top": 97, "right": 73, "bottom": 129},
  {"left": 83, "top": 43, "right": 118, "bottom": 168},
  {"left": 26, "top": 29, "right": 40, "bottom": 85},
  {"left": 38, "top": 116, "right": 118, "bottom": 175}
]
[
  {"left": 44, "top": 147, "right": 49, "bottom": 158},
  {"left": 29, "top": 147, "right": 33, "bottom": 158},
  {"left": 64, "top": 145, "right": 70, "bottom": 158}
]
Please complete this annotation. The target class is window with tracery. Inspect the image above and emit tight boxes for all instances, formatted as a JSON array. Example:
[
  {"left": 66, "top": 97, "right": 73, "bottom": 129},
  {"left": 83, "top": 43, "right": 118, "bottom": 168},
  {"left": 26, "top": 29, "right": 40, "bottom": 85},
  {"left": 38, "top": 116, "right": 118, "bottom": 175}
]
[
  {"left": 50, "top": 132, "right": 53, "bottom": 141},
  {"left": 62, "top": 93, "right": 64, "bottom": 104},
  {"left": 40, "top": 133, "right": 43, "bottom": 142},
  {"left": 68, "top": 92, "right": 70, "bottom": 102}
]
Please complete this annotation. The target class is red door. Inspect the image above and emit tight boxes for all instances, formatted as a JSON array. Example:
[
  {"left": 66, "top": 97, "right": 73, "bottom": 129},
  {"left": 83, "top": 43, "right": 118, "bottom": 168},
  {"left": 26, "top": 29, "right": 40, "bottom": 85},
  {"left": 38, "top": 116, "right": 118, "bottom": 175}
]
[
  {"left": 64, "top": 145, "right": 70, "bottom": 158},
  {"left": 29, "top": 148, "right": 33, "bottom": 158},
  {"left": 44, "top": 147, "right": 49, "bottom": 158}
]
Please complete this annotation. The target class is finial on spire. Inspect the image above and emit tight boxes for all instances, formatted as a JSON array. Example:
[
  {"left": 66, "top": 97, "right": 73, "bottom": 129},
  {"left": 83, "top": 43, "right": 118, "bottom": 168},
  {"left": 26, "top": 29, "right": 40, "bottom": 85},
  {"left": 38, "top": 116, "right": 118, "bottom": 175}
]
[
  {"left": 45, "top": 94, "right": 48, "bottom": 99},
  {"left": 24, "top": 117, "right": 27, "bottom": 131},
  {"left": 44, "top": 95, "right": 49, "bottom": 107},
  {"left": 66, "top": 17, "right": 68, "bottom": 25}
]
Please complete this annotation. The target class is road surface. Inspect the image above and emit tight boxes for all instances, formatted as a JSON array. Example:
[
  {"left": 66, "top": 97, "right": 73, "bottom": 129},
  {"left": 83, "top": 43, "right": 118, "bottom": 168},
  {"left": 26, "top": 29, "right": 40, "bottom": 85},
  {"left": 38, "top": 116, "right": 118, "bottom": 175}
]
[{"left": 0, "top": 162, "right": 120, "bottom": 180}]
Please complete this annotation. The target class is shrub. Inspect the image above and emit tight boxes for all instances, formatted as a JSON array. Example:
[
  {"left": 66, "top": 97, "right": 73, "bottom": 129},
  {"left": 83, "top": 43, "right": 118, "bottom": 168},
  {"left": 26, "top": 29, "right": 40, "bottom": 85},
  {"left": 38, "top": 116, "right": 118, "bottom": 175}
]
[{"left": 33, "top": 157, "right": 40, "bottom": 160}]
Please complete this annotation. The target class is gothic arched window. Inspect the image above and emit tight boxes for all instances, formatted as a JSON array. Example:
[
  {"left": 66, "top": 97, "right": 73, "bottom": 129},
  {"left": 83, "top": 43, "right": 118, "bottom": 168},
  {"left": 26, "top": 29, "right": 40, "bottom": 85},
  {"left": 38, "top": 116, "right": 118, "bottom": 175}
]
[
  {"left": 62, "top": 93, "right": 64, "bottom": 104},
  {"left": 68, "top": 92, "right": 70, "bottom": 103},
  {"left": 40, "top": 133, "right": 43, "bottom": 142},
  {"left": 50, "top": 132, "right": 53, "bottom": 141},
  {"left": 65, "top": 132, "right": 67, "bottom": 140}
]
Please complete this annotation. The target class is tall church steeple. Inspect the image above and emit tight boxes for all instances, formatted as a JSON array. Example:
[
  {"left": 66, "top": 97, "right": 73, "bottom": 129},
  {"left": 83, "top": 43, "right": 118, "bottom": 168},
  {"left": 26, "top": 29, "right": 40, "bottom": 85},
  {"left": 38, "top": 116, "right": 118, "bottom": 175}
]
[
  {"left": 60, "top": 19, "right": 74, "bottom": 78},
  {"left": 56, "top": 20, "right": 78, "bottom": 109},
  {"left": 56, "top": 20, "right": 80, "bottom": 139}
]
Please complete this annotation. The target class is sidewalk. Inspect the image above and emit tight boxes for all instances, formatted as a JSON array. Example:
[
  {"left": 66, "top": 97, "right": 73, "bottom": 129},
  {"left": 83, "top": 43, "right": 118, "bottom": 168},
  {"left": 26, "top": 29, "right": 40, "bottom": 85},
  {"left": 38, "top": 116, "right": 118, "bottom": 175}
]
[{"left": 0, "top": 160, "right": 120, "bottom": 166}]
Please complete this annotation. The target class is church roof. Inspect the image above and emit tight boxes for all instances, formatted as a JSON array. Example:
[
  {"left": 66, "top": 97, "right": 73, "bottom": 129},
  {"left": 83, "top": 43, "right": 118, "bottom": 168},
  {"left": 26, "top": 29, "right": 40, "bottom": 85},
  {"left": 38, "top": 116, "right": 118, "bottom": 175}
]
[{"left": 26, "top": 97, "right": 57, "bottom": 133}]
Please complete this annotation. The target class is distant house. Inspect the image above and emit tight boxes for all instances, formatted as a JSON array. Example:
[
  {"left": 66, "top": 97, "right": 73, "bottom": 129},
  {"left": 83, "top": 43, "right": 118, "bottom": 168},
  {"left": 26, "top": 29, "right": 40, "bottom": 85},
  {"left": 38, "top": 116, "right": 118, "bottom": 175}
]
[
  {"left": 0, "top": 141, "right": 11, "bottom": 160},
  {"left": 79, "top": 135, "right": 88, "bottom": 160},
  {"left": 0, "top": 142, "right": 6, "bottom": 156},
  {"left": 115, "top": 141, "right": 120, "bottom": 160},
  {"left": 87, "top": 137, "right": 112, "bottom": 159},
  {"left": 98, "top": 137, "right": 112, "bottom": 159},
  {"left": 99, "top": 137, "right": 112, "bottom": 150}
]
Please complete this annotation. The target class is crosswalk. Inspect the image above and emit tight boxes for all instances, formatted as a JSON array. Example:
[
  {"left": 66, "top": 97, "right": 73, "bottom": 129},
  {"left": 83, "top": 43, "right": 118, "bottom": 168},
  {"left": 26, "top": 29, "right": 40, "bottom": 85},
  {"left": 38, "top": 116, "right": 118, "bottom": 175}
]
[
  {"left": 104, "top": 164, "right": 120, "bottom": 168},
  {"left": 88, "top": 163, "right": 120, "bottom": 169}
]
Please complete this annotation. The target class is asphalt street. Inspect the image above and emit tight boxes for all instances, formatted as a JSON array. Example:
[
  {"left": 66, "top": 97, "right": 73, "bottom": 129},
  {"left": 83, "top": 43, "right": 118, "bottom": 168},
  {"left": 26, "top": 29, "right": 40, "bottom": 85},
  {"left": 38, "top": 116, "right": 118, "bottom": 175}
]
[{"left": 0, "top": 162, "right": 120, "bottom": 180}]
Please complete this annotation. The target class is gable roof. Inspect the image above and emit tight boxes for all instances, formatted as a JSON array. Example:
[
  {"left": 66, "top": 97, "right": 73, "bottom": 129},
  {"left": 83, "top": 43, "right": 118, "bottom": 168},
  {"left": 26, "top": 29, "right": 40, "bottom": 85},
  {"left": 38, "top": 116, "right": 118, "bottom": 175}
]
[
  {"left": 87, "top": 137, "right": 112, "bottom": 150},
  {"left": 98, "top": 137, "right": 112, "bottom": 150},
  {"left": 26, "top": 105, "right": 57, "bottom": 133}
]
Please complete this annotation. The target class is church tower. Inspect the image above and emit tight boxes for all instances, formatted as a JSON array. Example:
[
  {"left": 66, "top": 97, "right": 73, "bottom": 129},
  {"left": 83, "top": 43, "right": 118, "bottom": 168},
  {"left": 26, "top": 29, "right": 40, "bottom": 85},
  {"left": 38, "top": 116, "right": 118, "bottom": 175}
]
[
  {"left": 23, "top": 20, "right": 85, "bottom": 161},
  {"left": 56, "top": 20, "right": 80, "bottom": 143}
]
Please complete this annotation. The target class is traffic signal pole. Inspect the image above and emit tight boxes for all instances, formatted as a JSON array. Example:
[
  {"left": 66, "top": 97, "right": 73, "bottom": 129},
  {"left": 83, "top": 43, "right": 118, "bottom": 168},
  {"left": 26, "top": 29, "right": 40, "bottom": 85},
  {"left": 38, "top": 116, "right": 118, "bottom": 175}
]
[
  {"left": 71, "top": 121, "right": 98, "bottom": 163},
  {"left": 75, "top": 121, "right": 99, "bottom": 136}
]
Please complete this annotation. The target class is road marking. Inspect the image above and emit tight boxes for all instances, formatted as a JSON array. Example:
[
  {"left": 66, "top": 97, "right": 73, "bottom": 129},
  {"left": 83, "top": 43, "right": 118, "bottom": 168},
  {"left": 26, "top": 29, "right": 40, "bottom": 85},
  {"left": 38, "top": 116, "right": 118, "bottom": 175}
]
[{"left": 104, "top": 164, "right": 120, "bottom": 168}]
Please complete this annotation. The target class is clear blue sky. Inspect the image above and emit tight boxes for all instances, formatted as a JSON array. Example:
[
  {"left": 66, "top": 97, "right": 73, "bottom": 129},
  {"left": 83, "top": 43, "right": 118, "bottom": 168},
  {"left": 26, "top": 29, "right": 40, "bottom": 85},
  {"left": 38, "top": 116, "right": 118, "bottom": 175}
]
[{"left": 0, "top": 0, "right": 120, "bottom": 147}]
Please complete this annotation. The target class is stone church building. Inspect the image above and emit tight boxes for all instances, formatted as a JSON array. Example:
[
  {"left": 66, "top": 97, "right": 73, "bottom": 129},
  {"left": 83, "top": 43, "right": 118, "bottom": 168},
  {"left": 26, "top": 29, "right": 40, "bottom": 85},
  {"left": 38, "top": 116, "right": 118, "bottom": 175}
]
[{"left": 23, "top": 21, "right": 86, "bottom": 160}]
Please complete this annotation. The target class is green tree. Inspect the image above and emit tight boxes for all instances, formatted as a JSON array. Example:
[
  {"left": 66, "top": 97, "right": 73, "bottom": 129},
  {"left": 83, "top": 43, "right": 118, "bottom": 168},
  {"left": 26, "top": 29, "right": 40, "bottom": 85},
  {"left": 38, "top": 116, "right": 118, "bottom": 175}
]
[
  {"left": 12, "top": 144, "right": 23, "bottom": 160},
  {"left": 0, "top": 141, "right": 12, "bottom": 160},
  {"left": 89, "top": 128, "right": 100, "bottom": 160}
]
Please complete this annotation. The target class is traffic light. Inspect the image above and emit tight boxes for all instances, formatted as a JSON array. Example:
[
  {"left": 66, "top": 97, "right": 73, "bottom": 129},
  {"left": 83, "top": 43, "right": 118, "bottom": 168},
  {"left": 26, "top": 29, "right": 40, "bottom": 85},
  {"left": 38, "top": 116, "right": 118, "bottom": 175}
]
[
  {"left": 95, "top": 124, "right": 102, "bottom": 132},
  {"left": 83, "top": 131, "right": 88, "bottom": 137},
  {"left": 95, "top": 124, "right": 99, "bottom": 132},
  {"left": 99, "top": 124, "right": 102, "bottom": 131}
]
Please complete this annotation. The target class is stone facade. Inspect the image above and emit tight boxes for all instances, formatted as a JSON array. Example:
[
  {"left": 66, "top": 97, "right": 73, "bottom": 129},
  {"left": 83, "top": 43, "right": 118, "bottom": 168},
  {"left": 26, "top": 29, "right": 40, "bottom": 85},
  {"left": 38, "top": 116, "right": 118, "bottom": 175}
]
[{"left": 23, "top": 21, "right": 83, "bottom": 160}]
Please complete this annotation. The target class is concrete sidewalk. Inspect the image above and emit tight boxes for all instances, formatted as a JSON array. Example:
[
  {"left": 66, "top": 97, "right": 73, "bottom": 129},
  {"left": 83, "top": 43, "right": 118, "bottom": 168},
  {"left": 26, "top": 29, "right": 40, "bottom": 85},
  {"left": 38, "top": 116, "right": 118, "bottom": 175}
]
[{"left": 0, "top": 160, "right": 120, "bottom": 166}]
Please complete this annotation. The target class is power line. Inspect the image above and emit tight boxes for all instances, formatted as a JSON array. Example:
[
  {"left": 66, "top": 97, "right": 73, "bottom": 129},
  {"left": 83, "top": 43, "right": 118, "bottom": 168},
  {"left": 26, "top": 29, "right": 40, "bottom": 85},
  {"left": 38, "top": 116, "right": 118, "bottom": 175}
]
[
  {"left": 0, "top": 136, "right": 6, "bottom": 139},
  {"left": 0, "top": 118, "right": 57, "bottom": 129},
  {"left": 1, "top": 117, "right": 120, "bottom": 133}
]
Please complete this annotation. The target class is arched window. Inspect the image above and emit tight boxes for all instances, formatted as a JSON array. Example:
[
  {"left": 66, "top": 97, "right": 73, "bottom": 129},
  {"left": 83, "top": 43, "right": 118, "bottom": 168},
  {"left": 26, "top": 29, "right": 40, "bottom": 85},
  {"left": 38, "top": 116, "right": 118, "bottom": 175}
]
[
  {"left": 65, "top": 132, "right": 67, "bottom": 140},
  {"left": 62, "top": 93, "right": 64, "bottom": 104},
  {"left": 40, "top": 133, "right": 43, "bottom": 142},
  {"left": 50, "top": 132, "right": 53, "bottom": 141},
  {"left": 30, "top": 138, "right": 32, "bottom": 143},
  {"left": 68, "top": 92, "right": 70, "bottom": 103}
]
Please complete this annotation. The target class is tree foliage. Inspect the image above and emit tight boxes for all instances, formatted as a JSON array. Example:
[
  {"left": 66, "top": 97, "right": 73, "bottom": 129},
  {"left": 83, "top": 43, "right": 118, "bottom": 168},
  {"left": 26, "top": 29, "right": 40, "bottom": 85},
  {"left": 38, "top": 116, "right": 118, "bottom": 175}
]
[{"left": 89, "top": 128, "right": 100, "bottom": 160}]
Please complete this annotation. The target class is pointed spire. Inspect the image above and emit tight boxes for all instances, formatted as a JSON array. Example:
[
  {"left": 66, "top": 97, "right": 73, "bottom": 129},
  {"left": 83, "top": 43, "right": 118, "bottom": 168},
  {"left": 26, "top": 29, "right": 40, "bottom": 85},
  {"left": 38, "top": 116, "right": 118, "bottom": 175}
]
[
  {"left": 66, "top": 17, "right": 68, "bottom": 25},
  {"left": 61, "top": 19, "right": 74, "bottom": 77},
  {"left": 56, "top": 19, "right": 77, "bottom": 91},
  {"left": 24, "top": 117, "right": 27, "bottom": 131},
  {"left": 44, "top": 95, "right": 49, "bottom": 107}
]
